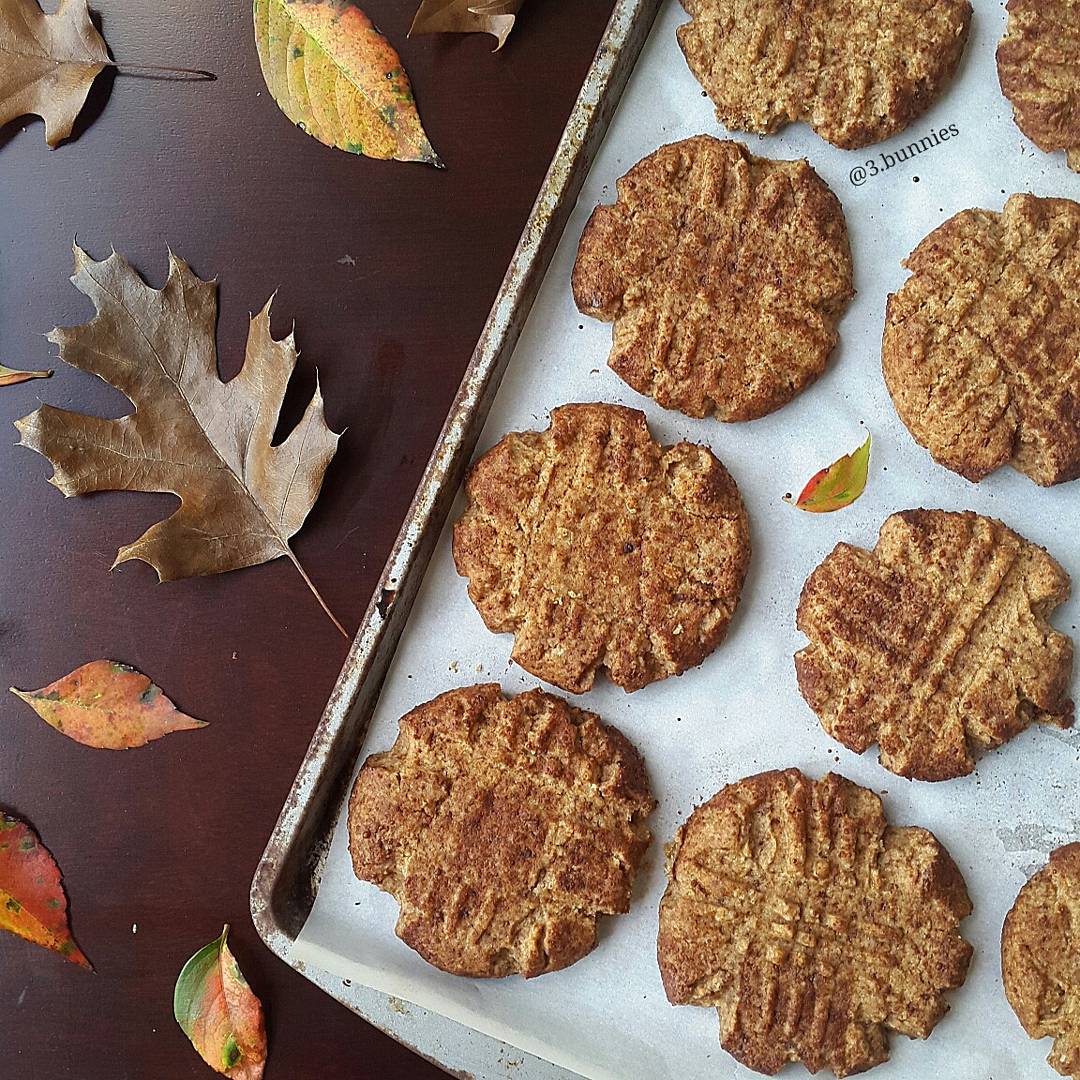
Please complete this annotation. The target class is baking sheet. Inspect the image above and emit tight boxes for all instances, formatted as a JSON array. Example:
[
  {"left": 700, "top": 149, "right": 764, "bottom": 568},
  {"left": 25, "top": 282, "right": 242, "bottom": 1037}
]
[{"left": 291, "top": 1, "right": 1080, "bottom": 1076}]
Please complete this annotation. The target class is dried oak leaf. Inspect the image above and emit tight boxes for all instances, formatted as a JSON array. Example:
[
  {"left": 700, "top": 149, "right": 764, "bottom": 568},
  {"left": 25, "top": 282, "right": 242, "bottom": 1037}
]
[
  {"left": 15, "top": 245, "right": 346, "bottom": 635},
  {"left": 410, "top": 0, "right": 522, "bottom": 51},
  {"left": 0, "top": 0, "right": 109, "bottom": 147}
]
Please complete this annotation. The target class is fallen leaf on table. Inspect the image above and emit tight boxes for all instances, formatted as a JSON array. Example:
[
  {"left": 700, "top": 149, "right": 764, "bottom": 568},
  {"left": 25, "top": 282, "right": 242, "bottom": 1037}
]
[
  {"left": 0, "top": 0, "right": 109, "bottom": 147},
  {"left": 0, "top": 811, "right": 90, "bottom": 969},
  {"left": 254, "top": 0, "right": 440, "bottom": 165},
  {"left": 410, "top": 0, "right": 523, "bottom": 50},
  {"left": 0, "top": 363, "right": 51, "bottom": 386},
  {"left": 10, "top": 660, "right": 207, "bottom": 749},
  {"left": 787, "top": 433, "right": 872, "bottom": 513},
  {"left": 15, "top": 244, "right": 348, "bottom": 636},
  {"left": 175, "top": 925, "right": 267, "bottom": 1080}
]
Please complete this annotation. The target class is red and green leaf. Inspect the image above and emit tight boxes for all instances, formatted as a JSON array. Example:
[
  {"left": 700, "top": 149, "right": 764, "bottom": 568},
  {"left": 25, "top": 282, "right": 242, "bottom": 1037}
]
[
  {"left": 175, "top": 926, "right": 267, "bottom": 1080},
  {"left": 0, "top": 364, "right": 52, "bottom": 387},
  {"left": 0, "top": 812, "right": 90, "bottom": 969},
  {"left": 789, "top": 433, "right": 872, "bottom": 513},
  {"left": 10, "top": 661, "right": 208, "bottom": 750}
]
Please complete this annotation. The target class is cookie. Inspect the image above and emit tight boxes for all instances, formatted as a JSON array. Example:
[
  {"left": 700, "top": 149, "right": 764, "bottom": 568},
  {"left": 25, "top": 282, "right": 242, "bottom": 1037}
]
[
  {"left": 678, "top": 0, "right": 971, "bottom": 149},
  {"left": 572, "top": 137, "right": 853, "bottom": 421},
  {"left": 1002, "top": 843, "right": 1080, "bottom": 1077},
  {"left": 657, "top": 769, "right": 972, "bottom": 1077},
  {"left": 796, "top": 509, "right": 1074, "bottom": 781},
  {"left": 998, "top": 0, "right": 1080, "bottom": 173},
  {"left": 453, "top": 402, "right": 750, "bottom": 694},
  {"left": 883, "top": 193, "right": 1080, "bottom": 486},
  {"left": 348, "top": 684, "right": 654, "bottom": 978}
]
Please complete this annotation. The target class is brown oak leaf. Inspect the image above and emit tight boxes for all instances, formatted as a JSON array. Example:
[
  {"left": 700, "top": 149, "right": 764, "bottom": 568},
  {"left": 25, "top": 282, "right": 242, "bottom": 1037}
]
[
  {"left": 15, "top": 245, "right": 346, "bottom": 635},
  {"left": 410, "top": 0, "right": 522, "bottom": 50},
  {"left": 0, "top": 0, "right": 109, "bottom": 147}
]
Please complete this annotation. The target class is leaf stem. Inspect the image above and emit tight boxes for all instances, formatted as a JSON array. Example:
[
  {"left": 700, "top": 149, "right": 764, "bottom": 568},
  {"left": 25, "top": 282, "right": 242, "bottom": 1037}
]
[
  {"left": 108, "top": 62, "right": 217, "bottom": 81},
  {"left": 285, "top": 549, "right": 349, "bottom": 639}
]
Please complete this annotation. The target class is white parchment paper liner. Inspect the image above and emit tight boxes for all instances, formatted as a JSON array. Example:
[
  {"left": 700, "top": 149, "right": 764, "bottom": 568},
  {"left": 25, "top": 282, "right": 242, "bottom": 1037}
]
[{"left": 293, "top": 2, "right": 1080, "bottom": 1075}]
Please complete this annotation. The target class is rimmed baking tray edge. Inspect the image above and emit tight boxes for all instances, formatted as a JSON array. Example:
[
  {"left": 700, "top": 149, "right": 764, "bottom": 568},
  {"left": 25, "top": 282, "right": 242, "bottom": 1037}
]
[{"left": 250, "top": 0, "right": 664, "bottom": 1073}]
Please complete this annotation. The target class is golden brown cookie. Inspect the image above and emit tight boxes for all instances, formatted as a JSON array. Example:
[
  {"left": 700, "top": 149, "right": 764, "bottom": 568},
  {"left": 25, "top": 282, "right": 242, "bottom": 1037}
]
[
  {"left": 572, "top": 137, "right": 853, "bottom": 421},
  {"left": 453, "top": 403, "right": 750, "bottom": 694},
  {"left": 796, "top": 509, "right": 1074, "bottom": 781},
  {"left": 1002, "top": 843, "right": 1080, "bottom": 1077},
  {"left": 883, "top": 194, "right": 1080, "bottom": 486},
  {"left": 657, "top": 769, "right": 972, "bottom": 1077},
  {"left": 678, "top": 0, "right": 971, "bottom": 149},
  {"left": 998, "top": 0, "right": 1080, "bottom": 173},
  {"left": 348, "top": 684, "right": 654, "bottom": 978}
]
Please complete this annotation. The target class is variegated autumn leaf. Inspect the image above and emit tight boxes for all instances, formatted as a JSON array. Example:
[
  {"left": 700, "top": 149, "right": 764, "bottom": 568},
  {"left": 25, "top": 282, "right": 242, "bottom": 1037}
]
[
  {"left": 789, "top": 433, "right": 872, "bottom": 513},
  {"left": 175, "top": 926, "right": 267, "bottom": 1080},
  {"left": 410, "top": 0, "right": 522, "bottom": 50},
  {"left": 0, "top": 363, "right": 51, "bottom": 387},
  {"left": 254, "top": 0, "right": 440, "bottom": 165},
  {"left": 0, "top": 0, "right": 109, "bottom": 147},
  {"left": 10, "top": 660, "right": 207, "bottom": 750},
  {"left": 0, "top": 811, "right": 90, "bottom": 969}
]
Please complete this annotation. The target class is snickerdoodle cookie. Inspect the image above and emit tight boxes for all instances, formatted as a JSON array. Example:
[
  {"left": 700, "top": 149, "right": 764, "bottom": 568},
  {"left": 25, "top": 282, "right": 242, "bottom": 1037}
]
[
  {"left": 658, "top": 769, "right": 972, "bottom": 1076},
  {"left": 998, "top": 0, "right": 1080, "bottom": 173},
  {"left": 883, "top": 194, "right": 1080, "bottom": 486},
  {"left": 796, "top": 509, "right": 1074, "bottom": 781},
  {"left": 573, "top": 137, "right": 853, "bottom": 421},
  {"left": 678, "top": 0, "right": 971, "bottom": 149},
  {"left": 348, "top": 684, "right": 654, "bottom": 977},
  {"left": 453, "top": 402, "right": 750, "bottom": 693},
  {"left": 1003, "top": 842, "right": 1080, "bottom": 1077}
]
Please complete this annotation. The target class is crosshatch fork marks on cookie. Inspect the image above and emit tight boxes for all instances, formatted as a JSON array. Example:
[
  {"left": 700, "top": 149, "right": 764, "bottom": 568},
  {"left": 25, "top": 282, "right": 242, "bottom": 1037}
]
[
  {"left": 452, "top": 403, "right": 750, "bottom": 694},
  {"left": 883, "top": 193, "right": 1080, "bottom": 486},
  {"left": 795, "top": 510, "right": 1074, "bottom": 781},
  {"left": 658, "top": 769, "right": 973, "bottom": 1077},
  {"left": 572, "top": 136, "right": 853, "bottom": 422}
]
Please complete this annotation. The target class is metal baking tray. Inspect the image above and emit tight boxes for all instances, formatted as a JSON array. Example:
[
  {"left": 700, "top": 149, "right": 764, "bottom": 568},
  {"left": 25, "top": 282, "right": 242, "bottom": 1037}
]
[
  {"left": 251, "top": 1, "right": 662, "bottom": 1074},
  {"left": 254, "top": 0, "right": 1080, "bottom": 1075}
]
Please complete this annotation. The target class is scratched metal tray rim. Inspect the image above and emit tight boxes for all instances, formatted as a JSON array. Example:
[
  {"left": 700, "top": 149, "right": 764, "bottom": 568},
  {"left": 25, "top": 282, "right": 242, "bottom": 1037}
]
[{"left": 250, "top": 1, "right": 662, "bottom": 1074}]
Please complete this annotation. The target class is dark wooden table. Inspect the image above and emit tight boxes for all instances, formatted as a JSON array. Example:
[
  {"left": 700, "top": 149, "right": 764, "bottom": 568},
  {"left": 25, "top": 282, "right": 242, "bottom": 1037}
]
[{"left": 0, "top": 2, "right": 617, "bottom": 1075}]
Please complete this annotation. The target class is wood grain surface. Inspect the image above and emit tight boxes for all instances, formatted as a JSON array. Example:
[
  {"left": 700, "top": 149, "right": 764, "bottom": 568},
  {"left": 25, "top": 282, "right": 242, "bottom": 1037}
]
[{"left": 0, "top": 1, "right": 617, "bottom": 1076}]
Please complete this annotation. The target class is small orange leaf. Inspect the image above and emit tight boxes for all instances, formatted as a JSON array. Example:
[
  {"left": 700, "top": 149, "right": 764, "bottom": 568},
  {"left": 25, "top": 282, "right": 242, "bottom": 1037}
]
[
  {"left": 175, "top": 926, "right": 267, "bottom": 1080},
  {"left": 10, "top": 661, "right": 208, "bottom": 750},
  {"left": 0, "top": 364, "right": 52, "bottom": 387},
  {"left": 789, "top": 433, "right": 872, "bottom": 513},
  {"left": 0, "top": 811, "right": 91, "bottom": 969}
]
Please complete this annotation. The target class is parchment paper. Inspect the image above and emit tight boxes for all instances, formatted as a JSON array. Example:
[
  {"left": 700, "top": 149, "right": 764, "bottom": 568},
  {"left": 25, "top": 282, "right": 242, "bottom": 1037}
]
[{"left": 292, "top": 2, "right": 1080, "bottom": 1076}]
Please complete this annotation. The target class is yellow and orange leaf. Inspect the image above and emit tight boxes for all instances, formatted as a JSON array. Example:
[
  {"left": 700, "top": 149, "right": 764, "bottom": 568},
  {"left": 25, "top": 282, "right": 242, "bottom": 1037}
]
[
  {"left": 10, "top": 660, "right": 208, "bottom": 750},
  {"left": 0, "top": 811, "right": 90, "bottom": 969},
  {"left": 175, "top": 926, "right": 267, "bottom": 1080},
  {"left": 789, "top": 433, "right": 872, "bottom": 513},
  {"left": 254, "top": 0, "right": 440, "bottom": 165},
  {"left": 0, "top": 364, "right": 52, "bottom": 387}
]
